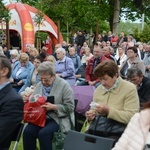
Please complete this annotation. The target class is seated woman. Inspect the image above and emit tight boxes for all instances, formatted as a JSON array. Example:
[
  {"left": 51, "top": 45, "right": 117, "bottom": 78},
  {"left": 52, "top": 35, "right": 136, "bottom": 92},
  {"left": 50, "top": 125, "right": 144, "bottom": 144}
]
[
  {"left": 81, "top": 47, "right": 93, "bottom": 65},
  {"left": 19, "top": 55, "right": 44, "bottom": 93},
  {"left": 10, "top": 52, "right": 34, "bottom": 92},
  {"left": 46, "top": 55, "right": 56, "bottom": 63},
  {"left": 23, "top": 61, "right": 75, "bottom": 150},
  {"left": 112, "top": 101, "right": 150, "bottom": 150},
  {"left": 67, "top": 46, "right": 81, "bottom": 74},
  {"left": 86, "top": 60, "right": 139, "bottom": 141},
  {"left": 120, "top": 46, "right": 145, "bottom": 79},
  {"left": 10, "top": 49, "right": 19, "bottom": 68},
  {"left": 55, "top": 47, "right": 76, "bottom": 85},
  {"left": 115, "top": 47, "right": 127, "bottom": 68}
]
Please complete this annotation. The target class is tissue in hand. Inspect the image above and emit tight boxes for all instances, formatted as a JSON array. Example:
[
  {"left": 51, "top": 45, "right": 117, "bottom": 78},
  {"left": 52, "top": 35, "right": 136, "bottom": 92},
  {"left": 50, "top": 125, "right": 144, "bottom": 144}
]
[{"left": 90, "top": 102, "right": 98, "bottom": 109}]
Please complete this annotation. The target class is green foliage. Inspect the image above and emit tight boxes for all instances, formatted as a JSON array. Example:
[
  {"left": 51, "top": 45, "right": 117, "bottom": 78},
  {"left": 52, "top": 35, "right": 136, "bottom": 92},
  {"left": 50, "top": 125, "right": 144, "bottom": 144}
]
[
  {"left": 118, "top": 21, "right": 150, "bottom": 43},
  {"left": 33, "top": 11, "right": 45, "bottom": 29},
  {"left": 118, "top": 21, "right": 142, "bottom": 35},
  {"left": 139, "top": 24, "right": 150, "bottom": 43},
  {"left": 2, "top": 0, "right": 150, "bottom": 43},
  {"left": 0, "top": 1, "right": 11, "bottom": 21}
]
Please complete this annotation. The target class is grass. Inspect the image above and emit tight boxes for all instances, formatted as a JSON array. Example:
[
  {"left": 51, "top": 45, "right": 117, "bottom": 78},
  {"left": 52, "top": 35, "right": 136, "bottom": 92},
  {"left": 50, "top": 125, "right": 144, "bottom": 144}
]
[
  {"left": 9, "top": 136, "right": 23, "bottom": 150},
  {"left": 9, "top": 136, "right": 40, "bottom": 150}
]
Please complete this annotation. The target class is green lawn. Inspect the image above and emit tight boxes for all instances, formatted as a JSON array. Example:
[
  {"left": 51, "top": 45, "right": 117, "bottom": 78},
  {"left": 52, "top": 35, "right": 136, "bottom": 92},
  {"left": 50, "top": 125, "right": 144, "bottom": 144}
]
[
  {"left": 9, "top": 137, "right": 23, "bottom": 150},
  {"left": 10, "top": 136, "right": 40, "bottom": 150}
]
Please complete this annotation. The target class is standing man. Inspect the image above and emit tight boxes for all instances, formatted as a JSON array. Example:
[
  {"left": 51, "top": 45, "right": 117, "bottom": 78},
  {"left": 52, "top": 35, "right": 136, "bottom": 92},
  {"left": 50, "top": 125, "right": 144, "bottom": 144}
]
[{"left": 0, "top": 55, "right": 24, "bottom": 149}]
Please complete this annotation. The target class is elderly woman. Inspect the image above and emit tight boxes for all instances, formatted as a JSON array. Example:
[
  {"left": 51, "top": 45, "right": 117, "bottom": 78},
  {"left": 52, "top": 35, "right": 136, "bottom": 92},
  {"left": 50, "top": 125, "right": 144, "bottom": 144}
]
[
  {"left": 19, "top": 55, "right": 44, "bottom": 93},
  {"left": 10, "top": 52, "right": 34, "bottom": 92},
  {"left": 46, "top": 55, "right": 56, "bottom": 63},
  {"left": 29, "top": 47, "right": 39, "bottom": 57},
  {"left": 86, "top": 60, "right": 139, "bottom": 141},
  {"left": 55, "top": 47, "right": 76, "bottom": 85},
  {"left": 68, "top": 46, "right": 81, "bottom": 73},
  {"left": 120, "top": 46, "right": 145, "bottom": 79},
  {"left": 10, "top": 49, "right": 19, "bottom": 68},
  {"left": 23, "top": 61, "right": 75, "bottom": 150}
]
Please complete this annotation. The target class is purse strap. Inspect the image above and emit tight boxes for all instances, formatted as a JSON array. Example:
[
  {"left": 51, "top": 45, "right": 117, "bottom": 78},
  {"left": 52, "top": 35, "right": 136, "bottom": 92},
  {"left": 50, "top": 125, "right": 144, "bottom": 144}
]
[
  {"left": 64, "top": 105, "right": 74, "bottom": 130},
  {"left": 58, "top": 105, "right": 74, "bottom": 132},
  {"left": 93, "top": 115, "right": 101, "bottom": 135}
]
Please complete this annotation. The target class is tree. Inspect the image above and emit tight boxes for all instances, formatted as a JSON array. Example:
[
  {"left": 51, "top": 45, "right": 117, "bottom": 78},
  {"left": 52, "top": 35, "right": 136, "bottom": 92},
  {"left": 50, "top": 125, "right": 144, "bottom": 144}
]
[
  {"left": 3, "top": 0, "right": 150, "bottom": 38},
  {"left": 0, "top": 1, "right": 11, "bottom": 48}
]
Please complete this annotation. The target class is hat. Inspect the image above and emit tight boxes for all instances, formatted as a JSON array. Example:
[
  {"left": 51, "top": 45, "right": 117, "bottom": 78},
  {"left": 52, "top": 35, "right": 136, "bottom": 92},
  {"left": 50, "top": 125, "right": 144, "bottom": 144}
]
[{"left": 10, "top": 49, "right": 19, "bottom": 56}]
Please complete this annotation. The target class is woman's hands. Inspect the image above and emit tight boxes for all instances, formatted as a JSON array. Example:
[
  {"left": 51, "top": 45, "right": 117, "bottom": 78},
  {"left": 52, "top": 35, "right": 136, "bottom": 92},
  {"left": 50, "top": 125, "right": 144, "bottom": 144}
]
[
  {"left": 85, "top": 110, "right": 96, "bottom": 122},
  {"left": 10, "top": 78, "right": 14, "bottom": 83},
  {"left": 95, "top": 103, "right": 110, "bottom": 116},
  {"left": 86, "top": 103, "right": 110, "bottom": 121},
  {"left": 42, "top": 103, "right": 57, "bottom": 111}
]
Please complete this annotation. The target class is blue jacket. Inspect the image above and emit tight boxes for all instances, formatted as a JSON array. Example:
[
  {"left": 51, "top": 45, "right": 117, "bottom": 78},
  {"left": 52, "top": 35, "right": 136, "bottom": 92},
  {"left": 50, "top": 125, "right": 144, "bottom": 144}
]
[
  {"left": 11, "top": 61, "right": 34, "bottom": 84},
  {"left": 67, "top": 53, "right": 81, "bottom": 73},
  {"left": 55, "top": 56, "right": 76, "bottom": 85},
  {"left": 19, "top": 67, "right": 40, "bottom": 93}
]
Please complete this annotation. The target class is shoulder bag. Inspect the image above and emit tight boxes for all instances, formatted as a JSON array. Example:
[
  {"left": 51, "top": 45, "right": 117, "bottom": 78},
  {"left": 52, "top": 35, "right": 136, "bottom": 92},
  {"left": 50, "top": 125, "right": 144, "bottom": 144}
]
[
  {"left": 88, "top": 116, "right": 126, "bottom": 137},
  {"left": 52, "top": 105, "right": 74, "bottom": 150}
]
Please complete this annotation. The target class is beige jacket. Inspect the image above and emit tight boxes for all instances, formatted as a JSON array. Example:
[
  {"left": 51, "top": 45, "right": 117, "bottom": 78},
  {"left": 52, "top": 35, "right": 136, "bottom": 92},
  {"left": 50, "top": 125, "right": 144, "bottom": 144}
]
[{"left": 94, "top": 77, "right": 139, "bottom": 124}]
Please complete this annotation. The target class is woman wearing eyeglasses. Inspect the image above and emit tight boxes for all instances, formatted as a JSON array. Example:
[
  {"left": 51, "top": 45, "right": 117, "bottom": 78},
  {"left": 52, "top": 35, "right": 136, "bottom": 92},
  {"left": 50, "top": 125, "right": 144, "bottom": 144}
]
[{"left": 23, "top": 61, "right": 75, "bottom": 150}]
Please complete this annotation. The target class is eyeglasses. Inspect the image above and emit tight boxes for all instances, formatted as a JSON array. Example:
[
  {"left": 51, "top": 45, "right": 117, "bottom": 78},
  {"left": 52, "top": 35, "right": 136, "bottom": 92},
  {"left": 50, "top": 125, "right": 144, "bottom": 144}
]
[{"left": 39, "top": 76, "right": 52, "bottom": 82}]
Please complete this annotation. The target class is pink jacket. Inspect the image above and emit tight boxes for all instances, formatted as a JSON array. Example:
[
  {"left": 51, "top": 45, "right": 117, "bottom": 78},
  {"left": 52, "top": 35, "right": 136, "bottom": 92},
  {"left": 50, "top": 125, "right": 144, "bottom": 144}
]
[{"left": 112, "top": 109, "right": 150, "bottom": 150}]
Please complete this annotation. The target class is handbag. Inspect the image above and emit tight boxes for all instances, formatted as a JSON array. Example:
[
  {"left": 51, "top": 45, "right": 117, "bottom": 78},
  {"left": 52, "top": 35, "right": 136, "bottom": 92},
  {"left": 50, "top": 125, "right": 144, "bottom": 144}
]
[
  {"left": 52, "top": 105, "right": 74, "bottom": 150},
  {"left": 11, "top": 79, "right": 23, "bottom": 88},
  {"left": 24, "top": 96, "right": 46, "bottom": 127},
  {"left": 88, "top": 116, "right": 126, "bottom": 137}
]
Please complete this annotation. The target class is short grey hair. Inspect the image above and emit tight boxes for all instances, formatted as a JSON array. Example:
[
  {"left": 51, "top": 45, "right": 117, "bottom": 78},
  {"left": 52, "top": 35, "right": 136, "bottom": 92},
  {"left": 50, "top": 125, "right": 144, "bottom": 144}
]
[
  {"left": 37, "top": 61, "right": 55, "bottom": 76},
  {"left": 55, "top": 47, "right": 66, "bottom": 55},
  {"left": 126, "top": 66, "right": 143, "bottom": 79}
]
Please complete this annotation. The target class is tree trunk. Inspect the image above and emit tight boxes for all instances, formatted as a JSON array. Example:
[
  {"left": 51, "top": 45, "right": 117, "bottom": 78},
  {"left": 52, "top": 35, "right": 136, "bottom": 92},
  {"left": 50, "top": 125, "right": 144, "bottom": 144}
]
[
  {"left": 57, "top": 20, "right": 60, "bottom": 43},
  {"left": 95, "top": 21, "right": 99, "bottom": 42},
  {"left": 112, "top": 0, "right": 120, "bottom": 35},
  {"left": 6, "top": 20, "right": 10, "bottom": 49}
]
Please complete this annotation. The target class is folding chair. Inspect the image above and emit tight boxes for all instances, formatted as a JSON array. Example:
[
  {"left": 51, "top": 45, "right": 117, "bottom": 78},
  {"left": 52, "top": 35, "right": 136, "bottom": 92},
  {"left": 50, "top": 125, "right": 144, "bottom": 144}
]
[
  {"left": 11, "top": 123, "right": 24, "bottom": 150},
  {"left": 63, "top": 130, "right": 115, "bottom": 150}
]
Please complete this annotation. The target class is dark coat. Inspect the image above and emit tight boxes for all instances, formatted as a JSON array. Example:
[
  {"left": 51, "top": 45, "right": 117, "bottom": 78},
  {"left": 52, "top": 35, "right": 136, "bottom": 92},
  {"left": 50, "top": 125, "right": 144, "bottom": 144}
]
[
  {"left": 138, "top": 77, "right": 150, "bottom": 104},
  {"left": 0, "top": 83, "right": 24, "bottom": 148}
]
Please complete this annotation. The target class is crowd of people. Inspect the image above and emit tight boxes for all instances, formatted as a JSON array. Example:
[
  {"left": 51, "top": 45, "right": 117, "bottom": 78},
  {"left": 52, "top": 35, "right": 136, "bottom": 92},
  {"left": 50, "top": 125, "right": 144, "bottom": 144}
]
[{"left": 0, "top": 30, "right": 150, "bottom": 150}]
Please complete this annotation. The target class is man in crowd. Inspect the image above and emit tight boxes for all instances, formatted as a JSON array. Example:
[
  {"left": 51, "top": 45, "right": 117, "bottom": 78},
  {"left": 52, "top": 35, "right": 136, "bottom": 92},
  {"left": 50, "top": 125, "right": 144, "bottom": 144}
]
[
  {"left": 127, "top": 66, "right": 150, "bottom": 107},
  {"left": 77, "top": 44, "right": 108, "bottom": 87},
  {"left": 0, "top": 55, "right": 24, "bottom": 149}
]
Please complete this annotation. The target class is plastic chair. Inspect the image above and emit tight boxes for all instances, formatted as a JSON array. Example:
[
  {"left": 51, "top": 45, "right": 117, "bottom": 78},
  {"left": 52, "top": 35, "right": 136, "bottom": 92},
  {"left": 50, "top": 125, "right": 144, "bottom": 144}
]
[
  {"left": 11, "top": 123, "right": 24, "bottom": 150},
  {"left": 63, "top": 130, "right": 115, "bottom": 150}
]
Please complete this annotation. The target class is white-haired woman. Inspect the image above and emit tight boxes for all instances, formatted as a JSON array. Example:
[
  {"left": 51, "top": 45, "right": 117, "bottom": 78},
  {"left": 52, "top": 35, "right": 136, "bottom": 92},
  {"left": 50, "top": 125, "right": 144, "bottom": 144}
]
[
  {"left": 55, "top": 47, "right": 76, "bottom": 85},
  {"left": 10, "top": 49, "right": 19, "bottom": 68},
  {"left": 23, "top": 61, "right": 75, "bottom": 150}
]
